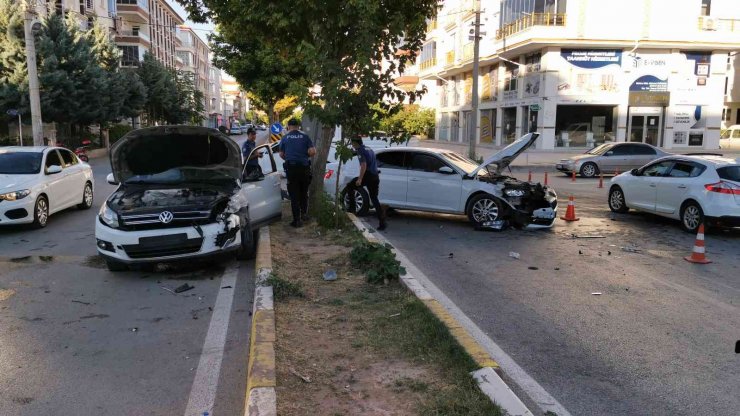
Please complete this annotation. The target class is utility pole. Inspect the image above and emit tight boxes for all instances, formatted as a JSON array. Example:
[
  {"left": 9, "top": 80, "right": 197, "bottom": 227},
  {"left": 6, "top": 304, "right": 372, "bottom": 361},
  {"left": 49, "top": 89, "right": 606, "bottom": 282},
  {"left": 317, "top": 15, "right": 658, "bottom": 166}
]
[
  {"left": 23, "top": 0, "right": 44, "bottom": 146},
  {"left": 468, "top": 0, "right": 482, "bottom": 160}
]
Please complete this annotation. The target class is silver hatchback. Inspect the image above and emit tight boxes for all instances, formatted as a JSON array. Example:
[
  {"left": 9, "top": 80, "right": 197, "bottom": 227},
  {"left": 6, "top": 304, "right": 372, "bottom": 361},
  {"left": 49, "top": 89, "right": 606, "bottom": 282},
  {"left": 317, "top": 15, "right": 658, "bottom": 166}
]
[{"left": 555, "top": 142, "right": 670, "bottom": 177}]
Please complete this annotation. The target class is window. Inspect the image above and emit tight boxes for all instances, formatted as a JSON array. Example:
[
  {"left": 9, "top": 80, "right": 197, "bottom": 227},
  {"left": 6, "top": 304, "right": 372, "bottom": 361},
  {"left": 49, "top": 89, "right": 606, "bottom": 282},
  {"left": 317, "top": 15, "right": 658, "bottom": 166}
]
[
  {"left": 45, "top": 150, "right": 63, "bottom": 170},
  {"left": 642, "top": 161, "right": 673, "bottom": 177},
  {"left": 733, "top": 129, "right": 740, "bottom": 139},
  {"left": 119, "top": 45, "right": 140, "bottom": 66},
  {"left": 632, "top": 144, "right": 657, "bottom": 155},
  {"left": 701, "top": 0, "right": 711, "bottom": 16},
  {"left": 377, "top": 152, "right": 406, "bottom": 169},
  {"left": 59, "top": 149, "right": 77, "bottom": 166},
  {"left": 410, "top": 154, "right": 446, "bottom": 172},
  {"left": 609, "top": 144, "right": 632, "bottom": 156},
  {"left": 668, "top": 162, "right": 704, "bottom": 178},
  {"left": 717, "top": 166, "right": 740, "bottom": 182}
]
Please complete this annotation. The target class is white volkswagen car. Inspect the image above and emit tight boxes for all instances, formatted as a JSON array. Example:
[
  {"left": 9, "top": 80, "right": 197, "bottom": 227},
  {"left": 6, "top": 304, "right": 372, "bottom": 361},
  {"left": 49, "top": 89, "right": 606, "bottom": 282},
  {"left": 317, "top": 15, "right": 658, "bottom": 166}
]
[
  {"left": 0, "top": 146, "right": 94, "bottom": 228},
  {"left": 608, "top": 155, "right": 740, "bottom": 232},
  {"left": 95, "top": 126, "right": 282, "bottom": 271},
  {"left": 325, "top": 133, "right": 558, "bottom": 229}
]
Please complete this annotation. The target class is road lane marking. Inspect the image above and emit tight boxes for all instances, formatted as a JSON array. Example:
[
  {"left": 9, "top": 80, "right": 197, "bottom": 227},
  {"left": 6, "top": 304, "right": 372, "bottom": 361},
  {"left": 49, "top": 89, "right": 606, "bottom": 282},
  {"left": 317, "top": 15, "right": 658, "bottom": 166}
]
[
  {"left": 365, "top": 222, "right": 572, "bottom": 416},
  {"left": 184, "top": 263, "right": 239, "bottom": 416}
]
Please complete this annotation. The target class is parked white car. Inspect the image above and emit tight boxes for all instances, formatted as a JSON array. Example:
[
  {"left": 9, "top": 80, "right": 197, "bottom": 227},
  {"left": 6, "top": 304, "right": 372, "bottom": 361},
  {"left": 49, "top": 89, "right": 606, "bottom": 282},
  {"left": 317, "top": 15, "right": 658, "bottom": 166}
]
[
  {"left": 719, "top": 125, "right": 740, "bottom": 150},
  {"left": 608, "top": 155, "right": 740, "bottom": 232},
  {"left": 95, "top": 126, "right": 282, "bottom": 271},
  {"left": 325, "top": 133, "right": 558, "bottom": 229},
  {"left": 0, "top": 146, "right": 94, "bottom": 227}
]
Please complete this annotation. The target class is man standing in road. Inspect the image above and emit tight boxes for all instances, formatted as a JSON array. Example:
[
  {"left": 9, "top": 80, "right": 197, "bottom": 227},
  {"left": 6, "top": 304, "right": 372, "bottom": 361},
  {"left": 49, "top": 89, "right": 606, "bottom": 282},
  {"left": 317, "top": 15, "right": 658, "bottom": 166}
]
[
  {"left": 347, "top": 136, "right": 386, "bottom": 230},
  {"left": 241, "top": 127, "right": 262, "bottom": 178},
  {"left": 279, "top": 118, "right": 316, "bottom": 227}
]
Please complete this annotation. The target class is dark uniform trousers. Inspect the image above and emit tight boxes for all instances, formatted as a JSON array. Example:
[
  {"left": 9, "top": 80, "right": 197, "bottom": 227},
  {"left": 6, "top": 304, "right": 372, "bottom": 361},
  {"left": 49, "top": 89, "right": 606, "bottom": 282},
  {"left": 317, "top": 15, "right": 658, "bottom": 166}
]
[
  {"left": 285, "top": 162, "right": 311, "bottom": 220},
  {"left": 346, "top": 172, "right": 385, "bottom": 224}
]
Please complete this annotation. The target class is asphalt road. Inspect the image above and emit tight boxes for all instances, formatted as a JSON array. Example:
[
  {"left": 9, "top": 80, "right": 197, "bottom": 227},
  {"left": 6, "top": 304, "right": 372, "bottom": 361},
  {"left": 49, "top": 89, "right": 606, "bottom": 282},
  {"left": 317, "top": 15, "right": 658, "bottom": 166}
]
[
  {"left": 0, "top": 131, "right": 268, "bottom": 415},
  {"left": 365, "top": 172, "right": 740, "bottom": 416}
]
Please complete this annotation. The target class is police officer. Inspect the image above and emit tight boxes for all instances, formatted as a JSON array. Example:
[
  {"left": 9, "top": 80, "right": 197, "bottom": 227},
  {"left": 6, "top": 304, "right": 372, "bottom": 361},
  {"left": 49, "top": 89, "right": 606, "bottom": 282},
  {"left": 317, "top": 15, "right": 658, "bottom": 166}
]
[
  {"left": 347, "top": 136, "right": 386, "bottom": 230},
  {"left": 279, "top": 118, "right": 316, "bottom": 227},
  {"left": 241, "top": 127, "right": 262, "bottom": 178}
]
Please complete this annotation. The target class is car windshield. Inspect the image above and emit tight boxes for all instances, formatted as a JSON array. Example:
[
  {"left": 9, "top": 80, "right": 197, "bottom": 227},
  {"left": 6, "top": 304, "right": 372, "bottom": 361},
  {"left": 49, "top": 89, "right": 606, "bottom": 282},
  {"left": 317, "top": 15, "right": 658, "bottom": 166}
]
[
  {"left": 586, "top": 144, "right": 613, "bottom": 155},
  {"left": 124, "top": 166, "right": 236, "bottom": 185},
  {"left": 0, "top": 152, "right": 43, "bottom": 174},
  {"left": 441, "top": 152, "right": 480, "bottom": 175}
]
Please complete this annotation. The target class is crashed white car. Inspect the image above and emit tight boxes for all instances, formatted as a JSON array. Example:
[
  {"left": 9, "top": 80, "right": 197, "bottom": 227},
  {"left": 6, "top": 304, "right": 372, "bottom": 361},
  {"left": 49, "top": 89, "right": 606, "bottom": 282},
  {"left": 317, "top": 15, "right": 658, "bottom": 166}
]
[
  {"left": 325, "top": 133, "right": 558, "bottom": 229},
  {"left": 95, "top": 126, "right": 282, "bottom": 271}
]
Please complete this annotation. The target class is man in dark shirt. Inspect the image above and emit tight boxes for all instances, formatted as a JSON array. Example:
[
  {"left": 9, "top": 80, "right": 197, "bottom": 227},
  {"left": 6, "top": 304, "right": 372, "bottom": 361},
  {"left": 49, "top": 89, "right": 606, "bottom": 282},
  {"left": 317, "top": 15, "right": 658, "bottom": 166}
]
[
  {"left": 279, "top": 118, "right": 316, "bottom": 227},
  {"left": 347, "top": 137, "right": 386, "bottom": 230},
  {"left": 241, "top": 128, "right": 262, "bottom": 179}
]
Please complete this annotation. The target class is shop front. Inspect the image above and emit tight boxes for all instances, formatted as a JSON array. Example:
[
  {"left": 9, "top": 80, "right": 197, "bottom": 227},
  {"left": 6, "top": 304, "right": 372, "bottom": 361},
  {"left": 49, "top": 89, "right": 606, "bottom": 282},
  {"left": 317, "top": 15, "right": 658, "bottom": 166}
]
[{"left": 555, "top": 105, "right": 618, "bottom": 148}]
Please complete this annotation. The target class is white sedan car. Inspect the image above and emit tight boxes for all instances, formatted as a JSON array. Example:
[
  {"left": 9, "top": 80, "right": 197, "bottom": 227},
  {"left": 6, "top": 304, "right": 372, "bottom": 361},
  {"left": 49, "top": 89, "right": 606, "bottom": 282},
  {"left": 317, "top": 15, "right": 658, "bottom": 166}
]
[
  {"left": 608, "top": 155, "right": 740, "bottom": 232},
  {"left": 325, "top": 133, "right": 558, "bottom": 229},
  {"left": 0, "top": 146, "right": 94, "bottom": 228}
]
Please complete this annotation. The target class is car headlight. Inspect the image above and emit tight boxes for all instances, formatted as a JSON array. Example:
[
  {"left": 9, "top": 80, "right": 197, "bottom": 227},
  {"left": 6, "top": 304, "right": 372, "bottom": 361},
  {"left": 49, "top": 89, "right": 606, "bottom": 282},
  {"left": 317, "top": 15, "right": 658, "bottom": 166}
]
[
  {"left": 0, "top": 189, "right": 31, "bottom": 201},
  {"left": 504, "top": 189, "right": 526, "bottom": 197},
  {"left": 98, "top": 203, "right": 120, "bottom": 228}
]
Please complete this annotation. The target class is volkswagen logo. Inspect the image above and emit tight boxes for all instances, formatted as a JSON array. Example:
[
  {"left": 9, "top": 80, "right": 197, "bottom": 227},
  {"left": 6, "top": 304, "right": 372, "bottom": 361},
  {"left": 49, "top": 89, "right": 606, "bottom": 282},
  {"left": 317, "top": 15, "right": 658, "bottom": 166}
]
[{"left": 158, "top": 211, "right": 174, "bottom": 224}]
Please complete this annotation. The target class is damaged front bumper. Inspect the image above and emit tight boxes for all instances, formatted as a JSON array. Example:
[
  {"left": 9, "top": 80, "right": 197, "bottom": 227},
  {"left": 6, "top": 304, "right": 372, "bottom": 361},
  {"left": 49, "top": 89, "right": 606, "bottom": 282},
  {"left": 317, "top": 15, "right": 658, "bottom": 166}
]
[{"left": 95, "top": 218, "right": 242, "bottom": 264}]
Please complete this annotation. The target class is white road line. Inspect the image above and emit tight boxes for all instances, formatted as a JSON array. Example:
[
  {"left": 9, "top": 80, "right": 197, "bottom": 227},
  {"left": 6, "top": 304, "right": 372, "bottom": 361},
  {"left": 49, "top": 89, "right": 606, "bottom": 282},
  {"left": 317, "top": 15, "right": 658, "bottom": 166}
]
[
  {"left": 184, "top": 263, "right": 239, "bottom": 416},
  {"left": 366, "top": 223, "right": 572, "bottom": 416}
]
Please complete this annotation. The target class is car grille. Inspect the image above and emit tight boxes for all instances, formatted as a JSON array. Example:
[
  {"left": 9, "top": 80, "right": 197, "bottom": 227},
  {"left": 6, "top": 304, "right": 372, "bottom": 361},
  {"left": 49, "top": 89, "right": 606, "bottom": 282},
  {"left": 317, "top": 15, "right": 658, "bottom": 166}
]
[
  {"left": 119, "top": 210, "right": 212, "bottom": 231},
  {"left": 122, "top": 234, "right": 204, "bottom": 259}
]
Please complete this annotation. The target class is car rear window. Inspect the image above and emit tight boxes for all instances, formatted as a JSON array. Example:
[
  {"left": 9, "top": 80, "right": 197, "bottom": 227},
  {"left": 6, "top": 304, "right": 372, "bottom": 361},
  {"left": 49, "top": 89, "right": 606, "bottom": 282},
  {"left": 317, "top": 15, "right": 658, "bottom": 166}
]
[{"left": 717, "top": 166, "right": 740, "bottom": 182}]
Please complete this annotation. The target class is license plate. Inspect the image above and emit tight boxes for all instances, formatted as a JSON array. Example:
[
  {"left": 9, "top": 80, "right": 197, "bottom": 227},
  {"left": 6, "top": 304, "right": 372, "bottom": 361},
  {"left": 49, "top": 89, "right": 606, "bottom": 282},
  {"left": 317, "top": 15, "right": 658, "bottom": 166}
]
[
  {"left": 138, "top": 234, "right": 188, "bottom": 247},
  {"left": 533, "top": 208, "right": 556, "bottom": 219}
]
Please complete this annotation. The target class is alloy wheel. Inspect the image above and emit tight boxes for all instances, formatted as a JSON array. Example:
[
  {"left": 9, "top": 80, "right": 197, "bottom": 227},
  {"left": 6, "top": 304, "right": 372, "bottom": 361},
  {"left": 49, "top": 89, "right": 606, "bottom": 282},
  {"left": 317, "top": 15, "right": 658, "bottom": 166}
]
[
  {"left": 683, "top": 205, "right": 701, "bottom": 231},
  {"left": 582, "top": 163, "right": 597, "bottom": 178},
  {"left": 472, "top": 198, "right": 499, "bottom": 223},
  {"left": 610, "top": 189, "right": 623, "bottom": 210},
  {"left": 344, "top": 190, "right": 364, "bottom": 212},
  {"left": 84, "top": 185, "right": 93, "bottom": 207},
  {"left": 37, "top": 198, "right": 48, "bottom": 226}
]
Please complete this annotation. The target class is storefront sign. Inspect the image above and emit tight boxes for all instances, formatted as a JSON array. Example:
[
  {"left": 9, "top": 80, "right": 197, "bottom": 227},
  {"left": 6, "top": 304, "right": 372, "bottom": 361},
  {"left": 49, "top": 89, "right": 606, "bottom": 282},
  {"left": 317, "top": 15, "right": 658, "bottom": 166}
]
[
  {"left": 523, "top": 73, "right": 541, "bottom": 97},
  {"left": 559, "top": 49, "right": 622, "bottom": 95},
  {"left": 479, "top": 112, "right": 493, "bottom": 143},
  {"left": 629, "top": 91, "right": 670, "bottom": 107},
  {"left": 561, "top": 49, "right": 622, "bottom": 68},
  {"left": 630, "top": 75, "right": 668, "bottom": 92},
  {"left": 672, "top": 105, "right": 705, "bottom": 146},
  {"left": 530, "top": 104, "right": 541, "bottom": 112}
]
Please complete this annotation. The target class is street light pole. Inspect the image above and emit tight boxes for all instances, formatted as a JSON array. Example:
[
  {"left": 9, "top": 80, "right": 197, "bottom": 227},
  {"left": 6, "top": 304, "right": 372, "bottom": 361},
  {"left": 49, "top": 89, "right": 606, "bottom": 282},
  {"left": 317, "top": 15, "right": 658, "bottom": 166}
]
[
  {"left": 468, "top": 0, "right": 482, "bottom": 159},
  {"left": 23, "top": 0, "right": 44, "bottom": 146}
]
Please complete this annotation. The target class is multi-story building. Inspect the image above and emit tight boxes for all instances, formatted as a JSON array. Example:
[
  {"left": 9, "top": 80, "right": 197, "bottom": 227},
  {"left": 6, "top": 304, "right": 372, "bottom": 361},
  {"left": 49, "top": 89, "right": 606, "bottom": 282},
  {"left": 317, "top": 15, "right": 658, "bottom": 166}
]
[
  {"left": 33, "top": 0, "right": 115, "bottom": 30},
  {"left": 176, "top": 26, "right": 210, "bottom": 125},
  {"left": 415, "top": 0, "right": 740, "bottom": 151},
  {"left": 208, "top": 67, "right": 224, "bottom": 128},
  {"left": 113, "top": 0, "right": 184, "bottom": 68},
  {"left": 723, "top": 53, "right": 740, "bottom": 128},
  {"left": 221, "top": 77, "right": 247, "bottom": 127}
]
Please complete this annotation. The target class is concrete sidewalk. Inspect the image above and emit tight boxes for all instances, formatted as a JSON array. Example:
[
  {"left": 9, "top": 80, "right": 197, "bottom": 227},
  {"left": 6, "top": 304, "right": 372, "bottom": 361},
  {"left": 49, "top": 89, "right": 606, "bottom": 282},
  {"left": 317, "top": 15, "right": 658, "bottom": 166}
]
[{"left": 408, "top": 138, "right": 740, "bottom": 168}]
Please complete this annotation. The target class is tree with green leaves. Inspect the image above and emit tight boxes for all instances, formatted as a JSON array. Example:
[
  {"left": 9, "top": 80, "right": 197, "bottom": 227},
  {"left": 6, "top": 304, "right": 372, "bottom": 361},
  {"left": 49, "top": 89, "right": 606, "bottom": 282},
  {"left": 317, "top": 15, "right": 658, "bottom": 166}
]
[
  {"left": 137, "top": 53, "right": 177, "bottom": 125},
  {"left": 0, "top": 0, "right": 28, "bottom": 123}
]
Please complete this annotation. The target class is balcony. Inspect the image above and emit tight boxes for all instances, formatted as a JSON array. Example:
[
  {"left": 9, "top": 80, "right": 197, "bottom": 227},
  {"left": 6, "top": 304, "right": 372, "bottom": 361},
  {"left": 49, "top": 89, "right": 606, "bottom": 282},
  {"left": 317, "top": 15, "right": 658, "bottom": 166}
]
[
  {"left": 462, "top": 43, "right": 474, "bottom": 61},
  {"left": 496, "top": 13, "right": 566, "bottom": 40},
  {"left": 419, "top": 57, "right": 437, "bottom": 71},
  {"left": 115, "top": 30, "right": 151, "bottom": 47},
  {"left": 445, "top": 50, "right": 455, "bottom": 67},
  {"left": 116, "top": 0, "right": 149, "bottom": 23},
  {"left": 697, "top": 16, "right": 739, "bottom": 32}
]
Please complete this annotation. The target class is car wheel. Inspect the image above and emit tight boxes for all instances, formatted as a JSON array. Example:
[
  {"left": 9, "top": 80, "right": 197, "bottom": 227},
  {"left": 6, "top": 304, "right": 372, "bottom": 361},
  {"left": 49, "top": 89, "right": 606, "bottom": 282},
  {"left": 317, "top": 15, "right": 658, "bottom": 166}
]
[
  {"left": 32, "top": 195, "right": 49, "bottom": 228},
  {"left": 467, "top": 194, "right": 502, "bottom": 226},
  {"left": 608, "top": 186, "right": 629, "bottom": 213},
  {"left": 77, "top": 182, "right": 94, "bottom": 209},
  {"left": 236, "top": 225, "right": 257, "bottom": 260},
  {"left": 341, "top": 187, "right": 370, "bottom": 217},
  {"left": 680, "top": 201, "right": 704, "bottom": 233},
  {"left": 580, "top": 162, "right": 599, "bottom": 178},
  {"left": 105, "top": 258, "right": 128, "bottom": 272}
]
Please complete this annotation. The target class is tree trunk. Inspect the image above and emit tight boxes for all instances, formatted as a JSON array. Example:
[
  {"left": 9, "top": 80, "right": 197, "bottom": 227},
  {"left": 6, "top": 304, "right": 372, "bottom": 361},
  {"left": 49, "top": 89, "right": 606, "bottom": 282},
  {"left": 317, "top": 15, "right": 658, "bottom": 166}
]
[{"left": 305, "top": 114, "right": 335, "bottom": 216}]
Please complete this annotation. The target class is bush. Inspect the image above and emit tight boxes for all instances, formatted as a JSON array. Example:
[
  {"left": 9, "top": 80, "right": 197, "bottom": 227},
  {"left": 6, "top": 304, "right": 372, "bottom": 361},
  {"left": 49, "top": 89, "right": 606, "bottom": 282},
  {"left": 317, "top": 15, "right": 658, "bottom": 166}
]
[
  {"left": 379, "top": 104, "right": 435, "bottom": 138},
  {"left": 265, "top": 274, "right": 304, "bottom": 300},
  {"left": 350, "top": 241, "right": 406, "bottom": 284},
  {"left": 109, "top": 124, "right": 133, "bottom": 144},
  {"left": 315, "top": 192, "right": 350, "bottom": 229}
]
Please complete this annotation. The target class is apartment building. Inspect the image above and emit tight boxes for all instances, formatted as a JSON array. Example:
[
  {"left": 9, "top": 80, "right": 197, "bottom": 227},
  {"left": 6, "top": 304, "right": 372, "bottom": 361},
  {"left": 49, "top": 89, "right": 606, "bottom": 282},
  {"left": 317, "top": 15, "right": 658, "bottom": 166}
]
[
  {"left": 221, "top": 77, "right": 247, "bottom": 127},
  {"left": 176, "top": 26, "right": 211, "bottom": 125},
  {"left": 208, "top": 67, "right": 224, "bottom": 128},
  {"left": 113, "top": 0, "right": 184, "bottom": 68},
  {"left": 34, "top": 0, "right": 115, "bottom": 30},
  {"left": 723, "top": 53, "right": 740, "bottom": 128},
  {"left": 414, "top": 0, "right": 740, "bottom": 150}
]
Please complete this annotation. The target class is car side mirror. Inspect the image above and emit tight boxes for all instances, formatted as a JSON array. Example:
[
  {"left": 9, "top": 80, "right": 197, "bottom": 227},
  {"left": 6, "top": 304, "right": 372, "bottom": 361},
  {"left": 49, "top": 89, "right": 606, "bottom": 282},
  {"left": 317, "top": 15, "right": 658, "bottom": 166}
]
[
  {"left": 438, "top": 166, "right": 455, "bottom": 174},
  {"left": 106, "top": 173, "right": 119, "bottom": 185},
  {"left": 46, "top": 165, "right": 62, "bottom": 175},
  {"left": 630, "top": 168, "right": 640, "bottom": 176}
]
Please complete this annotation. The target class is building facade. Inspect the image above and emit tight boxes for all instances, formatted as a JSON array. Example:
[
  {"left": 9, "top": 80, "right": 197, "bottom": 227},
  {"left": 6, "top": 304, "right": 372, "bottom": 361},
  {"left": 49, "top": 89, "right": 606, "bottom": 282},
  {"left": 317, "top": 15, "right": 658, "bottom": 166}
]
[
  {"left": 221, "top": 77, "right": 247, "bottom": 127},
  {"left": 416, "top": 0, "right": 740, "bottom": 150},
  {"left": 113, "top": 0, "right": 184, "bottom": 68},
  {"left": 176, "top": 26, "right": 212, "bottom": 125},
  {"left": 208, "top": 67, "right": 224, "bottom": 128},
  {"left": 723, "top": 53, "right": 740, "bottom": 128}
]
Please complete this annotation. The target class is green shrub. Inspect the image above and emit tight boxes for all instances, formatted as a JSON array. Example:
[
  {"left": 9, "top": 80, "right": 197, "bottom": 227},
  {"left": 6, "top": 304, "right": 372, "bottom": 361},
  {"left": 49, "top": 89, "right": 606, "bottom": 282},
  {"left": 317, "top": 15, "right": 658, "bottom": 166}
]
[
  {"left": 109, "top": 124, "right": 133, "bottom": 144},
  {"left": 265, "top": 274, "right": 304, "bottom": 300},
  {"left": 350, "top": 241, "right": 405, "bottom": 284}
]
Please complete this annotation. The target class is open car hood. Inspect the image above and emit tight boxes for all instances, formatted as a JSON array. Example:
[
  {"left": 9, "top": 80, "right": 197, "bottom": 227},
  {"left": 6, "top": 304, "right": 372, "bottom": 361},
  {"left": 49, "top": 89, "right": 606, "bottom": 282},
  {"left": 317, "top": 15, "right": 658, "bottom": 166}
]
[
  {"left": 470, "top": 133, "right": 540, "bottom": 176},
  {"left": 110, "top": 126, "right": 242, "bottom": 184}
]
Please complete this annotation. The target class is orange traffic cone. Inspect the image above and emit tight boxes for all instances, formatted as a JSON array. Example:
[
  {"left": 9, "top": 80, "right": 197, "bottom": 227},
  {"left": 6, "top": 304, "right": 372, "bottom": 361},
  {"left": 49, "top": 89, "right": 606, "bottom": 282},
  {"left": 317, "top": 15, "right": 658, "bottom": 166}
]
[
  {"left": 684, "top": 224, "right": 711, "bottom": 264},
  {"left": 571, "top": 171, "right": 576, "bottom": 182},
  {"left": 597, "top": 173, "right": 604, "bottom": 189},
  {"left": 528, "top": 170, "right": 532, "bottom": 182},
  {"left": 544, "top": 172, "right": 549, "bottom": 186},
  {"left": 560, "top": 196, "right": 580, "bottom": 221}
]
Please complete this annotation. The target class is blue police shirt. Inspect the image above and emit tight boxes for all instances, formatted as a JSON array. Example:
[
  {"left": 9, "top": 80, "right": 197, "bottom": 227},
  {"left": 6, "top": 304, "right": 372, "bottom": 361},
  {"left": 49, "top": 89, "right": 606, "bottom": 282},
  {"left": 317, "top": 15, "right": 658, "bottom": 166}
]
[
  {"left": 279, "top": 131, "right": 314, "bottom": 166},
  {"left": 242, "top": 140, "right": 259, "bottom": 166},
  {"left": 356, "top": 145, "right": 378, "bottom": 175}
]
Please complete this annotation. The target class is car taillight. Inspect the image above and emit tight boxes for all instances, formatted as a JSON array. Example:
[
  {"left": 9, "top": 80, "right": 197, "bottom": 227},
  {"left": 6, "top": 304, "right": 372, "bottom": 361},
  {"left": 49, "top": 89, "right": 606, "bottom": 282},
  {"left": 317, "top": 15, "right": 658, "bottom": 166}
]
[
  {"left": 704, "top": 181, "right": 740, "bottom": 195},
  {"left": 324, "top": 169, "right": 334, "bottom": 180}
]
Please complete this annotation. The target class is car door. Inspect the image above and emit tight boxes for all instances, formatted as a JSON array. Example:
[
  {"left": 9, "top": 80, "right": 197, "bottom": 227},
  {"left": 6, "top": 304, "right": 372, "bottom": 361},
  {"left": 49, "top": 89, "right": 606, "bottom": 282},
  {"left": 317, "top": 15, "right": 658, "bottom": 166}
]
[
  {"left": 630, "top": 144, "right": 658, "bottom": 170},
  {"left": 42, "top": 149, "right": 67, "bottom": 213},
  {"left": 242, "top": 143, "right": 282, "bottom": 227},
  {"left": 599, "top": 144, "right": 631, "bottom": 173},
  {"left": 375, "top": 151, "right": 408, "bottom": 208},
  {"left": 58, "top": 149, "right": 85, "bottom": 208},
  {"left": 655, "top": 161, "right": 705, "bottom": 215},
  {"left": 626, "top": 160, "right": 674, "bottom": 212},
  {"left": 405, "top": 152, "right": 463, "bottom": 213}
]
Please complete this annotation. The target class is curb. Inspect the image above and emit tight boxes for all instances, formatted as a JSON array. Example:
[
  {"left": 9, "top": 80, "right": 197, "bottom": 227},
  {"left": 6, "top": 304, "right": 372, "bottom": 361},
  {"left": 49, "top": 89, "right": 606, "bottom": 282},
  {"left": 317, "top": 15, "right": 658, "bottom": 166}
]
[
  {"left": 347, "top": 213, "right": 534, "bottom": 416},
  {"left": 245, "top": 227, "right": 277, "bottom": 416}
]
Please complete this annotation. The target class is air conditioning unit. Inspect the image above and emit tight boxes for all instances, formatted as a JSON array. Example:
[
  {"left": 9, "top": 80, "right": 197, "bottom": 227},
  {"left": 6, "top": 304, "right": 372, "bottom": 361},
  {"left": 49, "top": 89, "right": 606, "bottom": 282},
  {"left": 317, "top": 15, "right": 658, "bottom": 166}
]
[{"left": 701, "top": 17, "right": 717, "bottom": 31}]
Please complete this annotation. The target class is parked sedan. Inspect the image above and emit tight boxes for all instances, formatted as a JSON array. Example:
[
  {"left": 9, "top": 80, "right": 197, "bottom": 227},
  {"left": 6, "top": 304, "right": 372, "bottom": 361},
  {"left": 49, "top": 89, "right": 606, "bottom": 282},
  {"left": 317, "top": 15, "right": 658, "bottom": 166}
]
[
  {"left": 556, "top": 142, "right": 670, "bottom": 178},
  {"left": 0, "top": 146, "right": 94, "bottom": 228},
  {"left": 608, "top": 155, "right": 740, "bottom": 232},
  {"left": 326, "top": 133, "right": 558, "bottom": 230}
]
